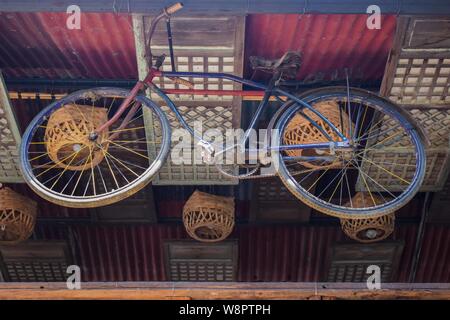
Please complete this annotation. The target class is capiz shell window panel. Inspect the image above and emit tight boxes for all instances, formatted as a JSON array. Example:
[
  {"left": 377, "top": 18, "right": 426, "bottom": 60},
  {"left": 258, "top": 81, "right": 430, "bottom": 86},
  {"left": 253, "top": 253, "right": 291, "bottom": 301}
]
[
  {"left": 0, "top": 73, "right": 22, "bottom": 183},
  {"left": 366, "top": 17, "right": 450, "bottom": 192},
  {"left": 133, "top": 15, "right": 244, "bottom": 185}
]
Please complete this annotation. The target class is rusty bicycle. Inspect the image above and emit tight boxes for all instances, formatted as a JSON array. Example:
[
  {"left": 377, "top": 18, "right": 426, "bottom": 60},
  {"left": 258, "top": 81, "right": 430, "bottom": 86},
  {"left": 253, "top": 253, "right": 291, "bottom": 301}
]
[{"left": 20, "top": 3, "right": 427, "bottom": 218}]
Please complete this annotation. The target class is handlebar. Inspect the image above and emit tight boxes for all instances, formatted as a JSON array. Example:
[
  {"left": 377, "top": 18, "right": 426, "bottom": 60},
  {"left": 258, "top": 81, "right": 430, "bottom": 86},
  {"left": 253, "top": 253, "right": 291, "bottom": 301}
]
[
  {"left": 165, "top": 2, "right": 184, "bottom": 15},
  {"left": 145, "top": 3, "right": 184, "bottom": 68}
]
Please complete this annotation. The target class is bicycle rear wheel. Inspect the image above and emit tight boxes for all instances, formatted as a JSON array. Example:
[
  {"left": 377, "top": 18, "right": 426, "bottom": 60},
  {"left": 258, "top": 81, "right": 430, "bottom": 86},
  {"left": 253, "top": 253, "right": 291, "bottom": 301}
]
[
  {"left": 274, "top": 87, "right": 426, "bottom": 218},
  {"left": 20, "top": 87, "right": 171, "bottom": 208}
]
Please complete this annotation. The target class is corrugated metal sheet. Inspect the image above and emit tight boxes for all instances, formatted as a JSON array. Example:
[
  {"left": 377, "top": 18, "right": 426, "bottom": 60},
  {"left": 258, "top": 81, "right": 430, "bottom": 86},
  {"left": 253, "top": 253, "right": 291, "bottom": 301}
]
[
  {"left": 237, "top": 224, "right": 422, "bottom": 282},
  {"left": 73, "top": 224, "right": 187, "bottom": 281},
  {"left": 32, "top": 223, "right": 449, "bottom": 283},
  {"left": 392, "top": 224, "right": 419, "bottom": 282},
  {"left": 1, "top": 13, "right": 394, "bottom": 82},
  {"left": 0, "top": 12, "right": 137, "bottom": 79},
  {"left": 2, "top": 11, "right": 447, "bottom": 284},
  {"left": 0, "top": 1, "right": 448, "bottom": 15},
  {"left": 415, "top": 225, "right": 450, "bottom": 282},
  {"left": 237, "top": 225, "right": 343, "bottom": 282},
  {"left": 245, "top": 14, "right": 396, "bottom": 81},
  {"left": 34, "top": 223, "right": 71, "bottom": 241}
]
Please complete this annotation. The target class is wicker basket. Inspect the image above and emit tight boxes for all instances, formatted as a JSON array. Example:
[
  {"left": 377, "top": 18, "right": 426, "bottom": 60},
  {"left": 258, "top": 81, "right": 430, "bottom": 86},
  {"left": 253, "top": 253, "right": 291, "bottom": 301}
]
[
  {"left": 340, "top": 192, "right": 395, "bottom": 243},
  {"left": 0, "top": 187, "right": 37, "bottom": 244},
  {"left": 183, "top": 190, "right": 235, "bottom": 242},
  {"left": 45, "top": 104, "right": 109, "bottom": 171},
  {"left": 282, "top": 100, "right": 351, "bottom": 169}
]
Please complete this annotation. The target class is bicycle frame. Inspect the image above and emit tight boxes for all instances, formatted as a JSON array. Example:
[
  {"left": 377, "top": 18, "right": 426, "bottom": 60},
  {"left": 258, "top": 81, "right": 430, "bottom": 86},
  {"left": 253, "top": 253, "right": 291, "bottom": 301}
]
[
  {"left": 19, "top": 2, "right": 427, "bottom": 214},
  {"left": 92, "top": 2, "right": 349, "bottom": 155},
  {"left": 94, "top": 67, "right": 350, "bottom": 156}
]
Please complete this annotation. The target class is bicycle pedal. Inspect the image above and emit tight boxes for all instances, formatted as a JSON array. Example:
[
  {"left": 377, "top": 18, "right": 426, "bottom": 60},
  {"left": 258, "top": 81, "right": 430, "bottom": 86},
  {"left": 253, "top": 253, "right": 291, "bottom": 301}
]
[
  {"left": 197, "top": 140, "right": 215, "bottom": 164},
  {"left": 259, "top": 151, "right": 272, "bottom": 165}
]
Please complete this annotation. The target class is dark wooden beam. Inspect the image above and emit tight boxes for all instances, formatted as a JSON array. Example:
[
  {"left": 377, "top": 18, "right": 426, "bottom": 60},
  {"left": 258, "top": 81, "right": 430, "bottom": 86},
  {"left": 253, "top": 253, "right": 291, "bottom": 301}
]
[
  {"left": 0, "top": 282, "right": 449, "bottom": 300},
  {"left": 409, "top": 193, "right": 431, "bottom": 282},
  {"left": 1, "top": 0, "right": 450, "bottom": 15}
]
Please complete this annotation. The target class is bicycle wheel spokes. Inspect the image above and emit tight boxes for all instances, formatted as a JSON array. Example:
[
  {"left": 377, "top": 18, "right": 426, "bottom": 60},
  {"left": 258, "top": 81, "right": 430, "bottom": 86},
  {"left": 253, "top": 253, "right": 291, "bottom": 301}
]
[
  {"left": 277, "top": 92, "right": 423, "bottom": 216},
  {"left": 24, "top": 89, "right": 164, "bottom": 202},
  {"left": 281, "top": 101, "right": 344, "bottom": 169}
]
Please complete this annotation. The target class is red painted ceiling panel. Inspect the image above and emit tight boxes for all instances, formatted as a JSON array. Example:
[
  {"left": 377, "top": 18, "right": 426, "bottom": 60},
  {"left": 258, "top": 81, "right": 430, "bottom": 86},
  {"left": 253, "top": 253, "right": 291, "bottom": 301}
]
[
  {"left": 33, "top": 223, "right": 449, "bottom": 283},
  {"left": 4, "top": 11, "right": 446, "bottom": 285},
  {"left": 1, "top": 13, "right": 395, "bottom": 82},
  {"left": 0, "top": 12, "right": 137, "bottom": 79},
  {"left": 245, "top": 14, "right": 396, "bottom": 81},
  {"left": 415, "top": 225, "right": 450, "bottom": 283}
]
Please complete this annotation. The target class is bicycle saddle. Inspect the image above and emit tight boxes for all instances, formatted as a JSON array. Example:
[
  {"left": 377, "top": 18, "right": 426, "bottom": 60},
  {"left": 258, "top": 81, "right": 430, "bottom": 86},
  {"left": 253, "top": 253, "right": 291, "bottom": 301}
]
[{"left": 249, "top": 51, "right": 302, "bottom": 79}]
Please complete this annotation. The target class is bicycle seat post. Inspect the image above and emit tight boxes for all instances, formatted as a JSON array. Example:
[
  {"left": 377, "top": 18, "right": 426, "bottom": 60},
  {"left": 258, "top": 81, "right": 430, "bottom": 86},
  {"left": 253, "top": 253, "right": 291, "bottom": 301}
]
[{"left": 240, "top": 73, "right": 279, "bottom": 150}]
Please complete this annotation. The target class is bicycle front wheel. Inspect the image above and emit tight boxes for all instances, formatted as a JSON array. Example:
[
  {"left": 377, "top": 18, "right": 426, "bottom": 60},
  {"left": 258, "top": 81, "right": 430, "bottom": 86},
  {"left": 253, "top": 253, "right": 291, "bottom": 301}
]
[
  {"left": 274, "top": 87, "right": 426, "bottom": 218},
  {"left": 20, "top": 87, "right": 171, "bottom": 208}
]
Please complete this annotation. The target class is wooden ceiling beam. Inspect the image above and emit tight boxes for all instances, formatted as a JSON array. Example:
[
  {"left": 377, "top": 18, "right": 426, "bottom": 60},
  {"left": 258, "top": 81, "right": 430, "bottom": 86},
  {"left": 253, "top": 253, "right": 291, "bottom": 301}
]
[
  {"left": 0, "top": 282, "right": 449, "bottom": 300},
  {"left": 1, "top": 1, "right": 450, "bottom": 15}
]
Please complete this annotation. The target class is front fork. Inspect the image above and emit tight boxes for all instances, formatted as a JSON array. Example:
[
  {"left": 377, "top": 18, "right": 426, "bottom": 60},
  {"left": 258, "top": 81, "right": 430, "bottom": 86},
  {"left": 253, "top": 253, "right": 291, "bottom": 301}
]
[{"left": 90, "top": 70, "right": 158, "bottom": 142}]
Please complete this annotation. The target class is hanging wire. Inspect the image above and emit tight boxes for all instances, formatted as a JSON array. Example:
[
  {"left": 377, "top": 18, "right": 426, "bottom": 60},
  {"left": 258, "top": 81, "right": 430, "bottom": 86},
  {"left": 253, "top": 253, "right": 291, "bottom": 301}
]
[
  {"left": 298, "top": 0, "right": 308, "bottom": 20},
  {"left": 396, "top": 0, "right": 403, "bottom": 17},
  {"left": 113, "top": 0, "right": 134, "bottom": 34}
]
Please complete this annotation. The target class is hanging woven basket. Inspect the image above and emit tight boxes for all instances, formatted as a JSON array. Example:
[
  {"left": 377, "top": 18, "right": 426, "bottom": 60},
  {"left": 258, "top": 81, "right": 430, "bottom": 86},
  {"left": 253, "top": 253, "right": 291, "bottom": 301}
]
[
  {"left": 45, "top": 104, "right": 109, "bottom": 171},
  {"left": 183, "top": 190, "right": 235, "bottom": 242},
  {"left": 0, "top": 187, "right": 37, "bottom": 244},
  {"left": 340, "top": 192, "right": 395, "bottom": 243},
  {"left": 282, "top": 100, "right": 352, "bottom": 169}
]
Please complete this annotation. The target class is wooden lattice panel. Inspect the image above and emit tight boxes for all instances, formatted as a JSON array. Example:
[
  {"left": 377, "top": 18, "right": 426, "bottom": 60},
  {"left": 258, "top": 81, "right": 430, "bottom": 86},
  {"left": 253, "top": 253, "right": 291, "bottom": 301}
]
[
  {"left": 148, "top": 104, "right": 237, "bottom": 183},
  {"left": 249, "top": 177, "right": 311, "bottom": 222},
  {"left": 153, "top": 56, "right": 236, "bottom": 102},
  {"left": 382, "top": 17, "right": 450, "bottom": 106},
  {"left": 4, "top": 261, "right": 68, "bottom": 282},
  {"left": 326, "top": 242, "right": 404, "bottom": 282},
  {"left": 133, "top": 15, "right": 244, "bottom": 185},
  {"left": 164, "top": 240, "right": 237, "bottom": 281},
  {"left": 370, "top": 17, "right": 450, "bottom": 191},
  {"left": 93, "top": 119, "right": 151, "bottom": 194},
  {"left": 328, "top": 263, "right": 393, "bottom": 283},
  {"left": 408, "top": 108, "right": 450, "bottom": 149},
  {"left": 257, "top": 178, "right": 297, "bottom": 201},
  {"left": 91, "top": 187, "right": 157, "bottom": 223},
  {"left": 0, "top": 241, "right": 71, "bottom": 282},
  {"left": 357, "top": 106, "right": 450, "bottom": 191},
  {"left": 357, "top": 107, "right": 450, "bottom": 151},
  {"left": 169, "top": 261, "right": 235, "bottom": 281},
  {"left": 358, "top": 150, "right": 448, "bottom": 192},
  {"left": 388, "top": 57, "right": 450, "bottom": 105},
  {"left": 0, "top": 73, "right": 22, "bottom": 183}
]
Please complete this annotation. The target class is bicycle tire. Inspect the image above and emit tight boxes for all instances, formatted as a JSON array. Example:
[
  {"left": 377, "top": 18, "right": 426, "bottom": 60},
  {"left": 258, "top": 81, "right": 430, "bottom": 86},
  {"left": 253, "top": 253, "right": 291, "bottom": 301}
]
[
  {"left": 273, "top": 87, "right": 426, "bottom": 218},
  {"left": 19, "top": 87, "right": 171, "bottom": 208}
]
